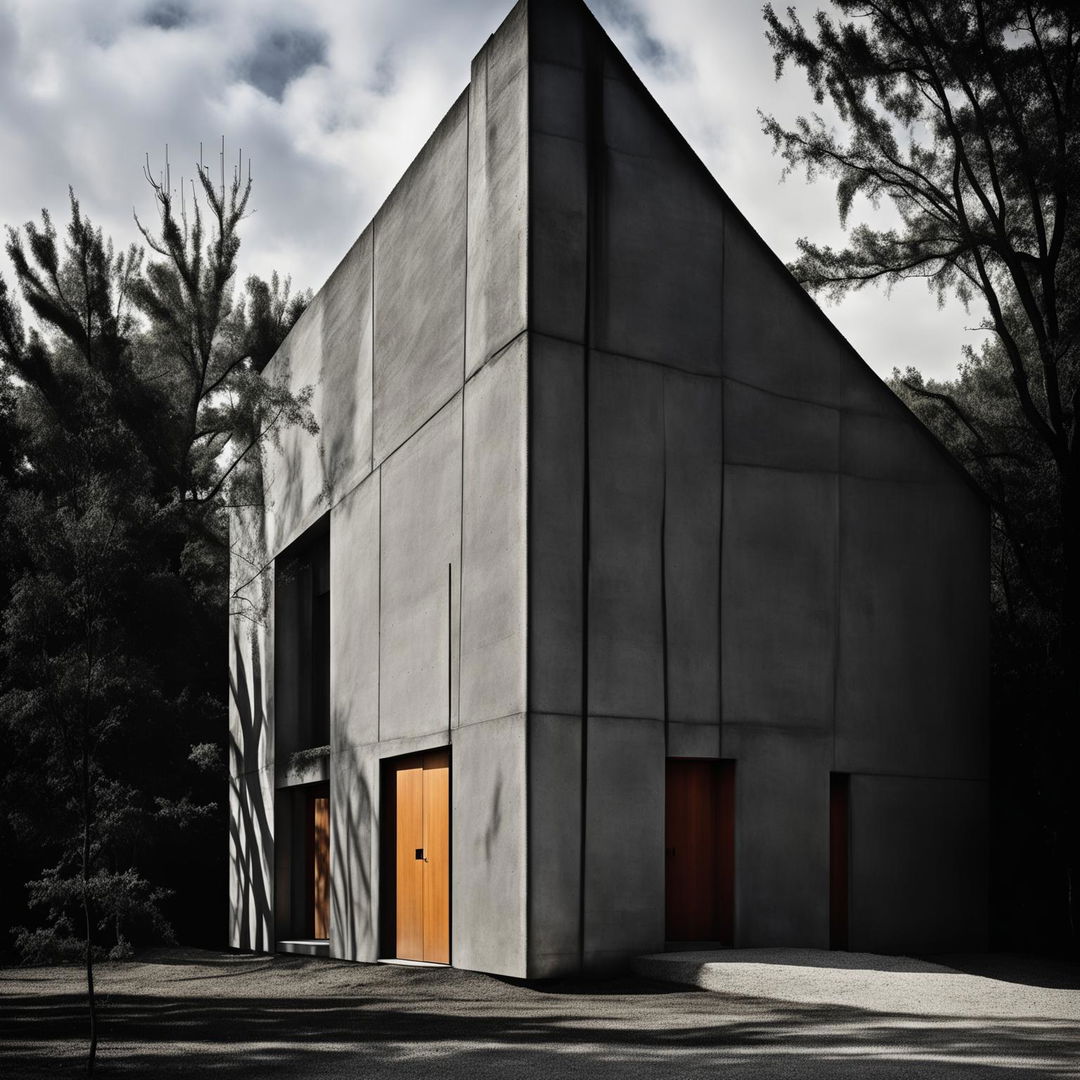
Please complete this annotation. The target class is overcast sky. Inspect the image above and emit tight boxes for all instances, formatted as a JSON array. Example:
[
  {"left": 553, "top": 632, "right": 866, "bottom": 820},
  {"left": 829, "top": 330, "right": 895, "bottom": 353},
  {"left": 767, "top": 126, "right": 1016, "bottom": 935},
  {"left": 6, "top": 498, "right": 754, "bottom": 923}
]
[{"left": 0, "top": 0, "right": 987, "bottom": 381}]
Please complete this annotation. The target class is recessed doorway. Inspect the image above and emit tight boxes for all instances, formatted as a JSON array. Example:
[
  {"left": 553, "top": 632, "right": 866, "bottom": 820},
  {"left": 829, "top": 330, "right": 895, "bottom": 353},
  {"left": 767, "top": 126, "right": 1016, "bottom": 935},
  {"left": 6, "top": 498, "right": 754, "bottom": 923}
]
[
  {"left": 274, "top": 781, "right": 330, "bottom": 956},
  {"left": 665, "top": 758, "right": 735, "bottom": 944},
  {"left": 382, "top": 749, "right": 450, "bottom": 964}
]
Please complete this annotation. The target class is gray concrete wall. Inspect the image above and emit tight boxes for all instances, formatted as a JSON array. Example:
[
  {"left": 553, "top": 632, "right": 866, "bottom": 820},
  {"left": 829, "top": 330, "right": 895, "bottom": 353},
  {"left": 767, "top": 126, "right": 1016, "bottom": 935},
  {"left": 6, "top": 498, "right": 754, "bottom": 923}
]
[
  {"left": 850, "top": 774, "right": 989, "bottom": 953},
  {"left": 524, "top": 0, "right": 988, "bottom": 971},
  {"left": 227, "top": 507, "right": 275, "bottom": 951},
  {"left": 228, "top": 2, "right": 530, "bottom": 975},
  {"left": 231, "top": 0, "right": 988, "bottom": 976}
]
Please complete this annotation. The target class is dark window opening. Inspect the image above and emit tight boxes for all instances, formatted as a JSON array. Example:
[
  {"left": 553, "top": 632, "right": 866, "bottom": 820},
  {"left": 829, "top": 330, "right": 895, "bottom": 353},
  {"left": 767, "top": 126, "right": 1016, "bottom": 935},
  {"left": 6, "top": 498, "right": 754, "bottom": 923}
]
[{"left": 275, "top": 523, "right": 330, "bottom": 756}]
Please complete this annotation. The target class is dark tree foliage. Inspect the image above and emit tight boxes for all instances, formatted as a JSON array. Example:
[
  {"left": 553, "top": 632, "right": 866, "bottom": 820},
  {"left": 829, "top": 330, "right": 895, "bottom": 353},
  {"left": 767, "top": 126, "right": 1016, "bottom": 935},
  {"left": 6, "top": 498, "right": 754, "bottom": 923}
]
[
  {"left": 762, "top": 1, "right": 1080, "bottom": 949},
  {"left": 0, "top": 159, "right": 312, "bottom": 1070}
]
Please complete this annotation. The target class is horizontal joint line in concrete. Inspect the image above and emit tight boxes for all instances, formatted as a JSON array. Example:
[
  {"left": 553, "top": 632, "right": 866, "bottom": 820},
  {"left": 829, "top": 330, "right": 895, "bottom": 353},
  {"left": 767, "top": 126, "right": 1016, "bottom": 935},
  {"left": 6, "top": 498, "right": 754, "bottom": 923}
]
[
  {"left": 525, "top": 710, "right": 669, "bottom": 725},
  {"left": 465, "top": 328, "right": 528, "bottom": 384},
  {"left": 373, "top": 385, "right": 463, "bottom": 472},
  {"left": 722, "top": 458, "right": 840, "bottom": 479},
  {"left": 452, "top": 710, "right": 529, "bottom": 730},
  {"left": 527, "top": 329, "right": 724, "bottom": 379},
  {"left": 721, "top": 371, "right": 844, "bottom": 412},
  {"left": 532, "top": 55, "right": 587, "bottom": 75},
  {"left": 331, "top": 712, "right": 529, "bottom": 755},
  {"left": 840, "top": 770, "right": 990, "bottom": 784},
  {"left": 531, "top": 127, "right": 586, "bottom": 147}
]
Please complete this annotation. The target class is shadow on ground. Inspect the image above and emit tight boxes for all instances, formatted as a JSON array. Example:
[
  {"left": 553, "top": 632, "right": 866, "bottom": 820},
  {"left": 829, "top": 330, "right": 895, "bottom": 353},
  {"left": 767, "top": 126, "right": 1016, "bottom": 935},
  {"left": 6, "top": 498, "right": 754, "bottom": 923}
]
[{"left": 1, "top": 950, "right": 1078, "bottom": 1078}]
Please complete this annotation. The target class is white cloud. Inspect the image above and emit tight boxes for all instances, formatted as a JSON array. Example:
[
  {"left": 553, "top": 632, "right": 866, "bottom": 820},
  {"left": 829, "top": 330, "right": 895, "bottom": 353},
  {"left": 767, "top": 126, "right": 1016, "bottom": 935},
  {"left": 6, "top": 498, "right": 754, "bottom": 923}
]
[{"left": 0, "top": 0, "right": 983, "bottom": 381}]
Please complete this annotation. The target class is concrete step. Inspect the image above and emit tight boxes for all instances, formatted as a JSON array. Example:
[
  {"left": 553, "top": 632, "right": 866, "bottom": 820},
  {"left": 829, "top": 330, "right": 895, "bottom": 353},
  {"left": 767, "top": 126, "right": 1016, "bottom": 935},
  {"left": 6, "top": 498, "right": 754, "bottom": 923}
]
[{"left": 276, "top": 939, "right": 329, "bottom": 957}]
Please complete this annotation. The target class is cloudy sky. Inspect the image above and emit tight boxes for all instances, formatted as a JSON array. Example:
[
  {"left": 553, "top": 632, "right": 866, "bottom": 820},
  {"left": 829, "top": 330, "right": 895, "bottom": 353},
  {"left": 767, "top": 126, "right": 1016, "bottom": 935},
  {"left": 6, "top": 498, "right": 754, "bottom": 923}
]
[{"left": 0, "top": 0, "right": 986, "bottom": 381}]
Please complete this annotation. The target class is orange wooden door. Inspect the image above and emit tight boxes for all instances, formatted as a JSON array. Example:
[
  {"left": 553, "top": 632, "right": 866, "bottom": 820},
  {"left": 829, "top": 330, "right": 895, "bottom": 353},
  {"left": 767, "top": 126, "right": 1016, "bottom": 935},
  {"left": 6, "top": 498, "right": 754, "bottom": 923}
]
[
  {"left": 421, "top": 749, "right": 450, "bottom": 963},
  {"left": 394, "top": 750, "right": 450, "bottom": 962},
  {"left": 395, "top": 760, "right": 425, "bottom": 960},
  {"left": 312, "top": 795, "right": 330, "bottom": 939},
  {"left": 665, "top": 759, "right": 735, "bottom": 943}
]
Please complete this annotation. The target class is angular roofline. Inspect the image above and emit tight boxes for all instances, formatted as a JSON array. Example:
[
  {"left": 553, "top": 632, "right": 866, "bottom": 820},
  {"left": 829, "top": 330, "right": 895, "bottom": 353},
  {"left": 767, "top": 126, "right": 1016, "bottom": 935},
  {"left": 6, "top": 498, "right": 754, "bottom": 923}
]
[
  {"left": 564, "top": 0, "right": 986, "bottom": 504},
  {"left": 265, "top": 0, "right": 987, "bottom": 506}
]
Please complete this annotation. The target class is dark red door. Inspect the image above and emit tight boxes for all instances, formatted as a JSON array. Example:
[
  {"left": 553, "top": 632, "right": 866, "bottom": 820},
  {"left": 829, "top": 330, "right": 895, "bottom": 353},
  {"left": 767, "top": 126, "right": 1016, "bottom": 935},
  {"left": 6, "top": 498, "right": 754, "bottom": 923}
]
[
  {"left": 830, "top": 773, "right": 850, "bottom": 950},
  {"left": 665, "top": 759, "right": 734, "bottom": 943}
]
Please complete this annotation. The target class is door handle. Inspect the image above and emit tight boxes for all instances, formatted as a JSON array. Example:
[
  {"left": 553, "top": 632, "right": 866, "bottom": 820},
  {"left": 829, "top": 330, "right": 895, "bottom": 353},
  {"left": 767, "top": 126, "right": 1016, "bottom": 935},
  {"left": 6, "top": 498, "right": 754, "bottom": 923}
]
[
  {"left": 415, "top": 848, "right": 425, "bottom": 861},
  {"left": 666, "top": 846, "right": 676, "bottom": 858}
]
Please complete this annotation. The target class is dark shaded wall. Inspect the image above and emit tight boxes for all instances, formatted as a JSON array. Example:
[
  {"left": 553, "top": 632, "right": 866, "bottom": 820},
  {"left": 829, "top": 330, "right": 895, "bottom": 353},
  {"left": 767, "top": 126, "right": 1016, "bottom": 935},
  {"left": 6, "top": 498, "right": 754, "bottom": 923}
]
[{"left": 525, "top": 0, "right": 988, "bottom": 974}]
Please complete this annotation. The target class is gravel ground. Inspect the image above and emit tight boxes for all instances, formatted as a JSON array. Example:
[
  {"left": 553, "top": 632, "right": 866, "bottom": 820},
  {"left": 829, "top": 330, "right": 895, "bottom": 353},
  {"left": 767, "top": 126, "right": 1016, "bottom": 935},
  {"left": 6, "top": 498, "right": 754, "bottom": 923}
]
[{"left": 1, "top": 947, "right": 1078, "bottom": 1078}]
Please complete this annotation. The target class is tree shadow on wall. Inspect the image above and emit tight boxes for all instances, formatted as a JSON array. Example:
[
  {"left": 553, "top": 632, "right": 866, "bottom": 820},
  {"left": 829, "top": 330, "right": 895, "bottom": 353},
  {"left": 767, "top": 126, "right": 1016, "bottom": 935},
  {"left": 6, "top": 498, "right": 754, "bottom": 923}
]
[
  {"left": 329, "top": 739, "right": 373, "bottom": 961},
  {"left": 228, "top": 627, "right": 273, "bottom": 953}
]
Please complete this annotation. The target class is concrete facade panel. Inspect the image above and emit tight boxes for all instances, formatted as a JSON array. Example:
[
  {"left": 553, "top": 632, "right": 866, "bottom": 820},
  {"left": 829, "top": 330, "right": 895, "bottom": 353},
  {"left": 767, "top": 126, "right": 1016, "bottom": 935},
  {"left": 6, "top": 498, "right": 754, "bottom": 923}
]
[
  {"left": 330, "top": 474, "right": 379, "bottom": 750},
  {"left": 330, "top": 746, "right": 378, "bottom": 961},
  {"left": 528, "top": 0, "right": 588, "bottom": 69},
  {"left": 263, "top": 294, "right": 327, "bottom": 554},
  {"left": 721, "top": 465, "right": 838, "bottom": 728},
  {"left": 373, "top": 95, "right": 467, "bottom": 464},
  {"left": 836, "top": 476, "right": 989, "bottom": 778},
  {"left": 850, "top": 774, "right": 988, "bottom": 953},
  {"left": 597, "top": 149, "right": 723, "bottom": 373},
  {"left": 461, "top": 339, "right": 528, "bottom": 726},
  {"left": 227, "top": 764, "right": 274, "bottom": 951},
  {"left": 723, "top": 725, "right": 830, "bottom": 947},
  {"left": 452, "top": 716, "right": 527, "bottom": 977},
  {"left": 466, "top": 3, "right": 528, "bottom": 378},
  {"left": 320, "top": 228, "right": 374, "bottom": 497},
  {"left": 379, "top": 396, "right": 462, "bottom": 742},
  {"left": 528, "top": 131, "right": 588, "bottom": 344},
  {"left": 724, "top": 379, "right": 839, "bottom": 474},
  {"left": 531, "top": 60, "right": 587, "bottom": 142},
  {"left": 528, "top": 712, "right": 583, "bottom": 977},
  {"left": 667, "top": 721, "right": 720, "bottom": 760},
  {"left": 528, "top": 334, "right": 585, "bottom": 716},
  {"left": 588, "top": 353, "right": 665, "bottom": 720},
  {"left": 663, "top": 370, "right": 723, "bottom": 725},
  {"left": 583, "top": 716, "right": 665, "bottom": 968},
  {"left": 722, "top": 214, "right": 883, "bottom": 415},
  {"left": 843, "top": 407, "right": 964, "bottom": 485}
]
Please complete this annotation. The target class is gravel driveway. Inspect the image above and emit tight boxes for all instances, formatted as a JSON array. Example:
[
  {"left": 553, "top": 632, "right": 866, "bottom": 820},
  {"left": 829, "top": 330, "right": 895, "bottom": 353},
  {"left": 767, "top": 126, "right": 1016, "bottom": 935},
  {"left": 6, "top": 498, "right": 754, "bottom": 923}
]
[{"left": 2, "top": 947, "right": 1078, "bottom": 1078}]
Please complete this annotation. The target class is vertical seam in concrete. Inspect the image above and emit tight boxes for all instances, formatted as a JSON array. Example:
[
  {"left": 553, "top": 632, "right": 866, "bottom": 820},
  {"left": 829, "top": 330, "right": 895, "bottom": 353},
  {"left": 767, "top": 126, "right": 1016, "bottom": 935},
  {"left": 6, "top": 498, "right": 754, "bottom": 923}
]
[
  {"left": 661, "top": 372, "right": 669, "bottom": 758},
  {"left": 578, "top": 20, "right": 603, "bottom": 974},
  {"left": 458, "top": 73, "right": 472, "bottom": 738},
  {"left": 448, "top": 562, "right": 453, "bottom": 734},
  {"left": 832, "top": 427, "right": 841, "bottom": 772},
  {"left": 377, "top": 467, "right": 382, "bottom": 746},
  {"left": 370, "top": 222, "right": 376, "bottom": 475},
  {"left": 717, "top": 212, "right": 726, "bottom": 761},
  {"left": 523, "top": 11, "right": 532, "bottom": 979}
]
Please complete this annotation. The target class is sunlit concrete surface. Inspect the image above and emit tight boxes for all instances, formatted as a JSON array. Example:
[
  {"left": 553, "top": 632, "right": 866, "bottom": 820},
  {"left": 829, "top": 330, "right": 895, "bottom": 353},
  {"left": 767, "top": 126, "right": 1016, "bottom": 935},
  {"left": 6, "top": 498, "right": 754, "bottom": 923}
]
[
  {"left": 634, "top": 949, "right": 1080, "bottom": 1020},
  {"left": 2, "top": 948, "right": 1079, "bottom": 1078}
]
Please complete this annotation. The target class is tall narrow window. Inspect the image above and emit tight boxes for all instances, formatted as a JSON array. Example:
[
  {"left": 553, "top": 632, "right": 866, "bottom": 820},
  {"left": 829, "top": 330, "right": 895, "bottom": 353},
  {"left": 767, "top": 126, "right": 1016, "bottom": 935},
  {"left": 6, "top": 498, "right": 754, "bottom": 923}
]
[
  {"left": 275, "top": 523, "right": 330, "bottom": 755},
  {"left": 310, "top": 540, "right": 330, "bottom": 748}
]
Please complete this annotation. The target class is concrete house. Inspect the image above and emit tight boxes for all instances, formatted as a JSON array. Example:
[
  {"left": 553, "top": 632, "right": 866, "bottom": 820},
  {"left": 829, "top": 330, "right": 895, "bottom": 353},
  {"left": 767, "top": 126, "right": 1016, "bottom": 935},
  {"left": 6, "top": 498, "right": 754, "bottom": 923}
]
[{"left": 228, "top": 0, "right": 989, "bottom": 977}]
